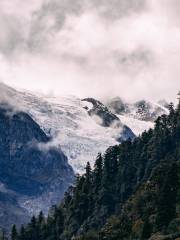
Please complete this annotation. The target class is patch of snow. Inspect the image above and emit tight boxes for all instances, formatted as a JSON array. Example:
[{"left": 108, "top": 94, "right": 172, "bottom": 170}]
[
  {"left": 118, "top": 115, "right": 154, "bottom": 136},
  {"left": 82, "top": 100, "right": 94, "bottom": 111},
  {"left": 148, "top": 101, "right": 169, "bottom": 114}
]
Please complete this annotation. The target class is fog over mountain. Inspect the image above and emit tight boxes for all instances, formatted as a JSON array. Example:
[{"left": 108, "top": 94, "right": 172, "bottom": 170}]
[{"left": 0, "top": 0, "right": 180, "bottom": 101}]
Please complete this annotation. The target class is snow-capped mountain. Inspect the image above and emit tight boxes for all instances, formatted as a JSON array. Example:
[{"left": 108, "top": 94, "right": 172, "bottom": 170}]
[
  {"left": 0, "top": 83, "right": 168, "bottom": 174},
  {"left": 0, "top": 83, "right": 169, "bottom": 230},
  {"left": 4, "top": 90, "right": 135, "bottom": 173}
]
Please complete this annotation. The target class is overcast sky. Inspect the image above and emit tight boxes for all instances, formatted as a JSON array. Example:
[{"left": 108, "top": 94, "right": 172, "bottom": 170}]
[{"left": 0, "top": 0, "right": 180, "bottom": 102}]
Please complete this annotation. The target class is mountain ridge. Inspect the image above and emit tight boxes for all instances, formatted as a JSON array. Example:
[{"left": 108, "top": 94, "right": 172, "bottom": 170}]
[{"left": 0, "top": 83, "right": 168, "bottom": 174}]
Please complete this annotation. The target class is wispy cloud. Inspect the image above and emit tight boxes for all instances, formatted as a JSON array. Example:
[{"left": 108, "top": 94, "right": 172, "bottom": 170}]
[{"left": 0, "top": 0, "right": 180, "bottom": 102}]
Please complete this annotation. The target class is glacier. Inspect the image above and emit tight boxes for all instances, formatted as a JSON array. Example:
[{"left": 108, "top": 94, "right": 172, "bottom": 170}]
[{"left": 0, "top": 83, "right": 168, "bottom": 174}]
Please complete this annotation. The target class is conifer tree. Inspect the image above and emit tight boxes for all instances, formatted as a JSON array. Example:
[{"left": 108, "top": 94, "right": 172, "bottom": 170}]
[
  {"left": 19, "top": 226, "right": 25, "bottom": 240},
  {"left": 11, "top": 225, "right": 18, "bottom": 240},
  {"left": 29, "top": 216, "right": 38, "bottom": 240},
  {"left": 54, "top": 206, "right": 64, "bottom": 237},
  {"left": 94, "top": 153, "right": 103, "bottom": 192},
  {"left": 85, "top": 162, "right": 92, "bottom": 183},
  {"left": 38, "top": 211, "right": 44, "bottom": 225},
  {"left": 168, "top": 102, "right": 174, "bottom": 113}
]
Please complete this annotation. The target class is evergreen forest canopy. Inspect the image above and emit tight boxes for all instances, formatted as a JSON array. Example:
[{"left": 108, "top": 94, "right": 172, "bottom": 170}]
[{"left": 4, "top": 99, "right": 180, "bottom": 240}]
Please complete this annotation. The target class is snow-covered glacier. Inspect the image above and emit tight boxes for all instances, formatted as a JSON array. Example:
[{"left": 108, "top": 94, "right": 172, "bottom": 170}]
[
  {"left": 0, "top": 83, "right": 168, "bottom": 174},
  {"left": 17, "top": 93, "right": 132, "bottom": 173}
]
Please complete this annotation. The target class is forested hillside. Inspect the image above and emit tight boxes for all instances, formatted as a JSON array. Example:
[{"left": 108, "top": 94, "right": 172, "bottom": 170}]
[{"left": 8, "top": 102, "right": 180, "bottom": 240}]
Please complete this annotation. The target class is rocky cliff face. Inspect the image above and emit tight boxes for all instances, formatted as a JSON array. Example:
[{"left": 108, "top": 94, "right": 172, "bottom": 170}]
[
  {"left": 82, "top": 98, "right": 121, "bottom": 127},
  {"left": 0, "top": 105, "right": 74, "bottom": 230},
  {"left": 82, "top": 98, "right": 135, "bottom": 141}
]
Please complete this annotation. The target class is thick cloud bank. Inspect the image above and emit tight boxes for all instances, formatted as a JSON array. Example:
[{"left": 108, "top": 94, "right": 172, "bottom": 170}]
[{"left": 0, "top": 0, "right": 180, "bottom": 102}]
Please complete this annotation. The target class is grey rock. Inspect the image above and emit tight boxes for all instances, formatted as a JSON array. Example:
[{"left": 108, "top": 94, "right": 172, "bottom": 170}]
[{"left": 0, "top": 105, "right": 74, "bottom": 230}]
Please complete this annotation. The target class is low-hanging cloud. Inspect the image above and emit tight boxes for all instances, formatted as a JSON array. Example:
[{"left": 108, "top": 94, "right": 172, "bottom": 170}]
[{"left": 0, "top": 0, "right": 180, "bottom": 103}]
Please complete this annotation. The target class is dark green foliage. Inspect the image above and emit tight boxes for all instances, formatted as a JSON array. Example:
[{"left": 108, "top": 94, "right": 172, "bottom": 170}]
[
  {"left": 18, "top": 226, "right": 25, "bottom": 240},
  {"left": 11, "top": 225, "right": 18, "bottom": 240},
  {"left": 156, "top": 162, "right": 179, "bottom": 229},
  {"left": 141, "top": 218, "right": 152, "bottom": 240},
  {"left": 93, "top": 153, "right": 103, "bottom": 193},
  {"left": 12, "top": 101, "right": 180, "bottom": 240}
]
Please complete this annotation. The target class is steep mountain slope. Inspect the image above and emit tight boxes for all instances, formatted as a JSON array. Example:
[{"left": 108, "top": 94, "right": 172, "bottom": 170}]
[
  {"left": 0, "top": 83, "right": 168, "bottom": 174},
  {"left": 0, "top": 83, "right": 136, "bottom": 173},
  {"left": 14, "top": 100, "right": 180, "bottom": 240},
  {"left": 21, "top": 94, "right": 130, "bottom": 173},
  {"left": 0, "top": 105, "right": 74, "bottom": 230}
]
